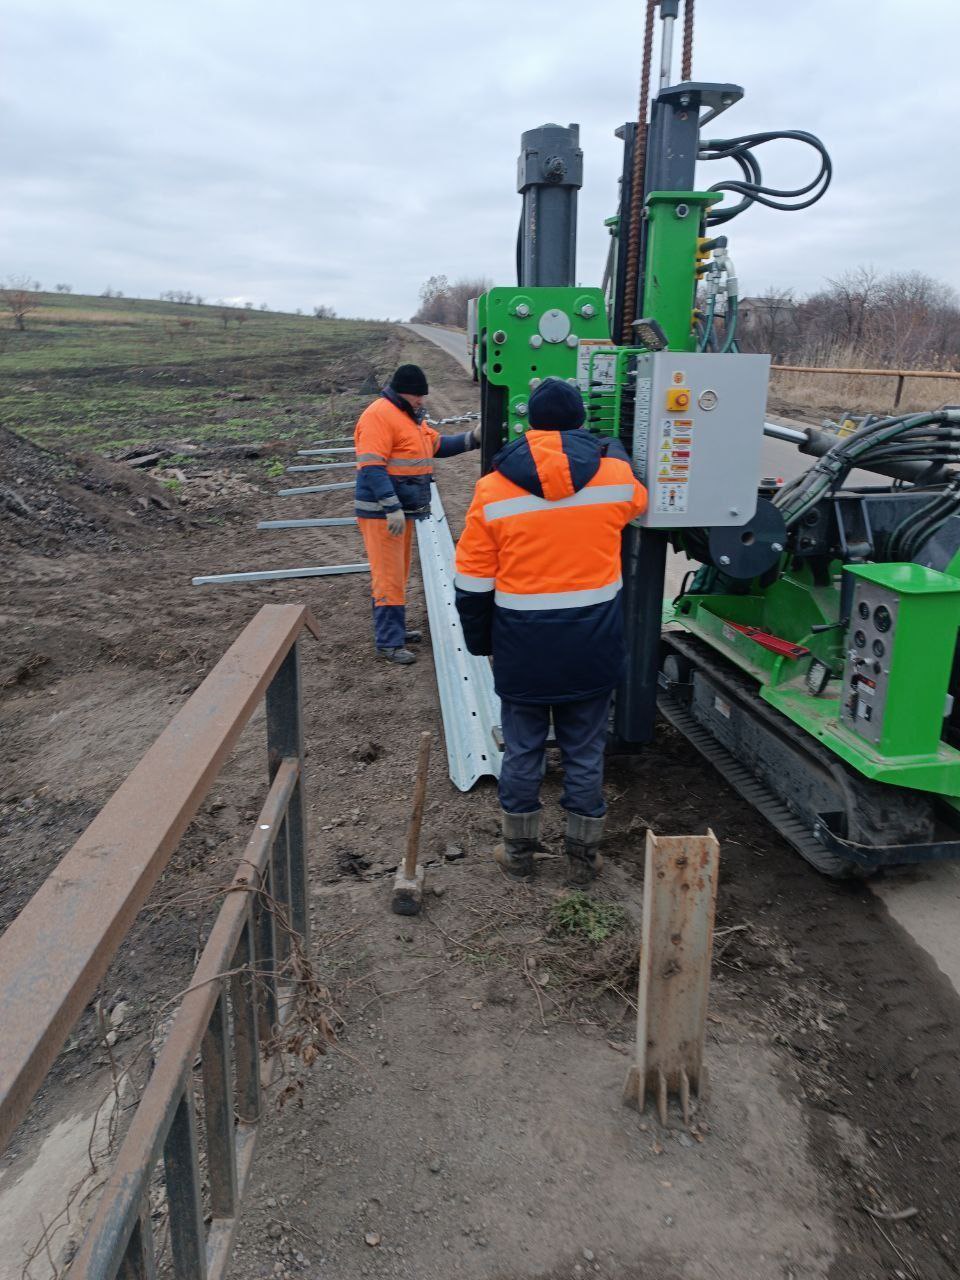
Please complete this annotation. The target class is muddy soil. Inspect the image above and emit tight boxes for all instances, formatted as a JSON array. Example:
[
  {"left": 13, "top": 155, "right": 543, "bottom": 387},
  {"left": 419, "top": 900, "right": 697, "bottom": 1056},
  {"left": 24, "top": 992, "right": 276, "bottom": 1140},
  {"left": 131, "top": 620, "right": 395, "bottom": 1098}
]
[{"left": 2, "top": 330, "right": 959, "bottom": 1279}]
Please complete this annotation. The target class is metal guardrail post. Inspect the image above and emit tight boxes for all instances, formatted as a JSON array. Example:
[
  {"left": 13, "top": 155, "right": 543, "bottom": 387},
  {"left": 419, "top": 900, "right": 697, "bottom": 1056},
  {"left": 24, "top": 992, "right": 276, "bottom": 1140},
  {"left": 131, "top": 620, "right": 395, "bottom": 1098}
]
[
  {"left": 623, "top": 829, "right": 720, "bottom": 1123},
  {"left": 163, "top": 1089, "right": 207, "bottom": 1279},
  {"left": 255, "top": 859, "right": 279, "bottom": 1041},
  {"left": 201, "top": 989, "right": 239, "bottom": 1219},
  {"left": 119, "top": 1209, "right": 157, "bottom": 1280},
  {"left": 266, "top": 641, "right": 310, "bottom": 947},
  {"left": 230, "top": 914, "right": 262, "bottom": 1123}
]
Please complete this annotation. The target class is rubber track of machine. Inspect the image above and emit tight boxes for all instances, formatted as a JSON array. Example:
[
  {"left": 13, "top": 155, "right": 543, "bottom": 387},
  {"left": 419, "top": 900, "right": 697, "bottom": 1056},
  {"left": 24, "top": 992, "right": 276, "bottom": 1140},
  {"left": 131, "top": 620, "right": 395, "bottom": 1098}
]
[{"left": 659, "top": 634, "right": 939, "bottom": 878}]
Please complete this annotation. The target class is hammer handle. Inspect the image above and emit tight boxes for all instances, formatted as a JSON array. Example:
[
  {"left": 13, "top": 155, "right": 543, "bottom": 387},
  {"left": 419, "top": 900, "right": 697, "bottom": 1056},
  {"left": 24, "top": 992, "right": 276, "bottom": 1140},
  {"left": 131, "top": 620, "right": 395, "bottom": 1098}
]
[{"left": 404, "top": 732, "right": 432, "bottom": 879}]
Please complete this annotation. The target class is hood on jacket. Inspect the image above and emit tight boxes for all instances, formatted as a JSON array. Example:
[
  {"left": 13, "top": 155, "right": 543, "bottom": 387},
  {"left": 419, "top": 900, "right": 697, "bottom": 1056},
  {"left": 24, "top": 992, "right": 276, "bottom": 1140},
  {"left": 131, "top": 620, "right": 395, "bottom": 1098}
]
[
  {"left": 381, "top": 385, "right": 425, "bottom": 423},
  {"left": 493, "top": 428, "right": 608, "bottom": 501}
]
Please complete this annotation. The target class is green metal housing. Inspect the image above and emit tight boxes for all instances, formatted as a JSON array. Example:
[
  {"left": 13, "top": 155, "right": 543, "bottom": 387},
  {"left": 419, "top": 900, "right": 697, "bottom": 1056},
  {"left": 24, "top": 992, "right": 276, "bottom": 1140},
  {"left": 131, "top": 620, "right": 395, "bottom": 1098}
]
[
  {"left": 667, "top": 557, "right": 960, "bottom": 797},
  {"left": 641, "top": 191, "right": 719, "bottom": 352},
  {"left": 478, "top": 286, "right": 609, "bottom": 441}
]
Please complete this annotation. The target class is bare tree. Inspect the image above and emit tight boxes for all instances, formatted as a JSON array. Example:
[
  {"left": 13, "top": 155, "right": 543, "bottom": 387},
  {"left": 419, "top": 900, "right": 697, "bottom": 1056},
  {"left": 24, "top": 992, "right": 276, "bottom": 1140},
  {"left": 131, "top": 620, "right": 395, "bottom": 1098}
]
[
  {"left": 1, "top": 275, "right": 41, "bottom": 330},
  {"left": 738, "top": 288, "right": 797, "bottom": 361},
  {"left": 737, "top": 266, "right": 960, "bottom": 370},
  {"left": 55, "top": 282, "right": 72, "bottom": 294},
  {"left": 411, "top": 275, "right": 492, "bottom": 326},
  {"left": 313, "top": 304, "right": 337, "bottom": 319},
  {"left": 258, "top": 302, "right": 268, "bottom": 312}
]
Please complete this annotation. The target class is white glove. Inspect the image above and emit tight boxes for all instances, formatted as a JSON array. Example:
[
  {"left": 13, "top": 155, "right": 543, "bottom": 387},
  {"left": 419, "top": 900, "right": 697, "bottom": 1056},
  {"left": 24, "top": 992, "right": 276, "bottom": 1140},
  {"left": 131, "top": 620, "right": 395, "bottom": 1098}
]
[
  {"left": 471, "top": 424, "right": 482, "bottom": 446},
  {"left": 385, "top": 508, "right": 406, "bottom": 537}
]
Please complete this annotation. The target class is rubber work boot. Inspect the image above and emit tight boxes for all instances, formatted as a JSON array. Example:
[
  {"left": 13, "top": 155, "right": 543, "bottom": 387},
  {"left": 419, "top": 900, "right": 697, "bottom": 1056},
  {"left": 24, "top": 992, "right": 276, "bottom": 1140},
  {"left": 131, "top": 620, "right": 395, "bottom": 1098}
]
[
  {"left": 493, "top": 809, "right": 540, "bottom": 879},
  {"left": 565, "top": 812, "right": 605, "bottom": 885},
  {"left": 377, "top": 646, "right": 417, "bottom": 665},
  {"left": 404, "top": 629, "right": 423, "bottom": 644}
]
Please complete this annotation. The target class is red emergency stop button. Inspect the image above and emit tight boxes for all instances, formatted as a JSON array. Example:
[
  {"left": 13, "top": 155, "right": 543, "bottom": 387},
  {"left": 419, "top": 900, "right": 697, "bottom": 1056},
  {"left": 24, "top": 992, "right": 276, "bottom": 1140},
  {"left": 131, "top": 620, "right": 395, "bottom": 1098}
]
[{"left": 666, "top": 387, "right": 691, "bottom": 411}]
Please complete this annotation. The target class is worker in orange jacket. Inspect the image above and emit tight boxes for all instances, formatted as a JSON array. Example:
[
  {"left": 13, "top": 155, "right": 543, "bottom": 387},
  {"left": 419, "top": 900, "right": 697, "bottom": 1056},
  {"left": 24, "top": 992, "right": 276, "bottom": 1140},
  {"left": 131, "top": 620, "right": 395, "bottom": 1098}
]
[
  {"left": 454, "top": 379, "right": 647, "bottom": 882},
  {"left": 355, "top": 364, "right": 480, "bottom": 663}
]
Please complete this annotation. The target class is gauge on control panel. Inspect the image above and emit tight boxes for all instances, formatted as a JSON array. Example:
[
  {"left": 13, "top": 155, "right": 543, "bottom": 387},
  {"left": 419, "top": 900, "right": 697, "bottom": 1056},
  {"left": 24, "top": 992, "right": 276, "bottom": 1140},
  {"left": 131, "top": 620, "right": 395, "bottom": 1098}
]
[
  {"left": 872, "top": 638, "right": 885, "bottom": 658},
  {"left": 874, "top": 605, "right": 892, "bottom": 632},
  {"left": 853, "top": 629, "right": 866, "bottom": 648},
  {"left": 858, "top": 602, "right": 870, "bottom": 619}
]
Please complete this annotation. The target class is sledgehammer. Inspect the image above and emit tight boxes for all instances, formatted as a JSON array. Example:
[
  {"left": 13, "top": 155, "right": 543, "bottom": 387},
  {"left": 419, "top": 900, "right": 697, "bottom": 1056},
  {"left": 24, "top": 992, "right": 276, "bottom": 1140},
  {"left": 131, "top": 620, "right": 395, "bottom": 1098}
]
[{"left": 392, "top": 731, "right": 431, "bottom": 915}]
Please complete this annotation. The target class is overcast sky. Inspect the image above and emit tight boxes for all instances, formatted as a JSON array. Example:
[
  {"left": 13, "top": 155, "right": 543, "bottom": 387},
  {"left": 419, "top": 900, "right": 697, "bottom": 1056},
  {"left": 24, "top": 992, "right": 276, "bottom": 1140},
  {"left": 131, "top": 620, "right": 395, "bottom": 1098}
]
[{"left": 3, "top": 1, "right": 958, "bottom": 319}]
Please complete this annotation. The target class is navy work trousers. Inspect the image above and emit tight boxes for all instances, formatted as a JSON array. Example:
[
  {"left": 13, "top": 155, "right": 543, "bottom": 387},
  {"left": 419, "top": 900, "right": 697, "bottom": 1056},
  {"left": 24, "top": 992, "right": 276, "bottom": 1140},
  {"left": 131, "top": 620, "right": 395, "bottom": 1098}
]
[{"left": 498, "top": 692, "right": 613, "bottom": 818}]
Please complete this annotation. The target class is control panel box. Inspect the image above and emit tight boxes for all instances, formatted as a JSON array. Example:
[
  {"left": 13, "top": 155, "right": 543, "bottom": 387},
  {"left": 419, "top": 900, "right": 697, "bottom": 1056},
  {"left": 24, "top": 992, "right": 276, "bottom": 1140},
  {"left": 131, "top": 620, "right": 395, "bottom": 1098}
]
[
  {"left": 631, "top": 351, "right": 770, "bottom": 528},
  {"left": 841, "top": 563, "right": 960, "bottom": 758},
  {"left": 840, "top": 578, "right": 898, "bottom": 748}
]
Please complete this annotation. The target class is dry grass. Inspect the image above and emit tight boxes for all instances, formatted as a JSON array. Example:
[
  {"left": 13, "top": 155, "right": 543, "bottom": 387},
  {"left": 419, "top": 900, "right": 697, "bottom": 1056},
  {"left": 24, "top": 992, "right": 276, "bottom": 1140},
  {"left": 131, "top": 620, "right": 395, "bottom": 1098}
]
[
  {"left": 37, "top": 307, "right": 142, "bottom": 327},
  {"left": 771, "top": 368, "right": 960, "bottom": 416},
  {"left": 769, "top": 339, "right": 960, "bottom": 415}
]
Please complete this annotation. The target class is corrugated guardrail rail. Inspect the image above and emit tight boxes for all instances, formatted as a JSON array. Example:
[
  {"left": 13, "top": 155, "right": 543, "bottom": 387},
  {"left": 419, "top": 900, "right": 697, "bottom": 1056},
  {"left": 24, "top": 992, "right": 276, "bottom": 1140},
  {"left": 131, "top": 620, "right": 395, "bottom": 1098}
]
[{"left": 0, "top": 603, "right": 320, "bottom": 1280}]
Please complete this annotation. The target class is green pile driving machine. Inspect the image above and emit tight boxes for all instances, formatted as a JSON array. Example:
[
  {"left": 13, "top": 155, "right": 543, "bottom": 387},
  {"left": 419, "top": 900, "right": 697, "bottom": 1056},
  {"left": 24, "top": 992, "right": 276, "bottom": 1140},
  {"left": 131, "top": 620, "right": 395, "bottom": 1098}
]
[{"left": 474, "top": 0, "right": 960, "bottom": 876}]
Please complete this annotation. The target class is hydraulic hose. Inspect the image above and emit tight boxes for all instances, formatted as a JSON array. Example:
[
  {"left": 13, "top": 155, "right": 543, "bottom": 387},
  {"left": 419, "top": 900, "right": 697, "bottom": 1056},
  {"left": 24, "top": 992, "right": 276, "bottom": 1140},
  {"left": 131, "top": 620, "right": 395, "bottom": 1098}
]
[
  {"left": 720, "top": 293, "right": 739, "bottom": 352},
  {"left": 700, "top": 129, "right": 832, "bottom": 225},
  {"left": 774, "top": 412, "right": 960, "bottom": 526}
]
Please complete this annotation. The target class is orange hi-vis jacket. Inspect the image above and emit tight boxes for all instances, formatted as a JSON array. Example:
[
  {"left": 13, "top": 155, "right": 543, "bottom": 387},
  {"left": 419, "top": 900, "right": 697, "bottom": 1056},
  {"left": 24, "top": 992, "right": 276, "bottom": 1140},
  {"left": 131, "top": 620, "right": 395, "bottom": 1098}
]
[
  {"left": 454, "top": 428, "right": 647, "bottom": 704},
  {"left": 354, "top": 388, "right": 475, "bottom": 520}
]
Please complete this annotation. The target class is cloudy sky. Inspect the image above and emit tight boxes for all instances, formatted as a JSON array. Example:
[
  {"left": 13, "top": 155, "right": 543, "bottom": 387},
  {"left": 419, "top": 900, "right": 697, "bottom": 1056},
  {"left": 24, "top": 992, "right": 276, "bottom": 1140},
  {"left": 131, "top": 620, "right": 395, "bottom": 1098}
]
[{"left": 3, "top": 0, "right": 958, "bottom": 319}]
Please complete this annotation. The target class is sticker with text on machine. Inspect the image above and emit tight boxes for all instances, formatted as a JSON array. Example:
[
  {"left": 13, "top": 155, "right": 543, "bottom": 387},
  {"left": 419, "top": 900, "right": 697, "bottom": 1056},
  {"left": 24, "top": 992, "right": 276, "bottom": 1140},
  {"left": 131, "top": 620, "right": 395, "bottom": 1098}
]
[
  {"left": 653, "top": 416, "right": 693, "bottom": 512},
  {"left": 576, "top": 339, "right": 616, "bottom": 394}
]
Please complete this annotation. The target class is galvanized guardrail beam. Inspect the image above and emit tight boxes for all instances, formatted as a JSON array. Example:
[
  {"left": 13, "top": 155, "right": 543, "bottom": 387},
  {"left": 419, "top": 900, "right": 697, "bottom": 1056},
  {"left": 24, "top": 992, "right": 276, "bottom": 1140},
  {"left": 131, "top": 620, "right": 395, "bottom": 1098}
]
[
  {"left": 257, "top": 518, "right": 357, "bottom": 529},
  {"left": 278, "top": 481, "right": 352, "bottom": 496},
  {"left": 193, "top": 564, "right": 369, "bottom": 586},
  {"left": 287, "top": 462, "right": 355, "bottom": 473},
  {"left": 296, "top": 447, "right": 355, "bottom": 456},
  {"left": 415, "top": 485, "right": 502, "bottom": 790}
]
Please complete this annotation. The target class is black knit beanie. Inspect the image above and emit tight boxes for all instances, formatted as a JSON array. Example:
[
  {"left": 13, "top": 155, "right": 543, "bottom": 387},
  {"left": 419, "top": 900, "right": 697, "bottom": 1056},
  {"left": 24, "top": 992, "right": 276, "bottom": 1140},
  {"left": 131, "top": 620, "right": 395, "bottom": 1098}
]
[
  {"left": 527, "top": 378, "right": 586, "bottom": 430},
  {"left": 390, "top": 364, "right": 429, "bottom": 395}
]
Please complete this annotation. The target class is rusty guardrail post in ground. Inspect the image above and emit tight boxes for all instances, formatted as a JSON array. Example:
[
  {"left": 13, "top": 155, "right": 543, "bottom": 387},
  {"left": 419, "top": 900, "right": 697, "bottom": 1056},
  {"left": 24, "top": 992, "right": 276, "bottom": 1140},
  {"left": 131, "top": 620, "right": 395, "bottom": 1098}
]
[{"left": 623, "top": 829, "right": 720, "bottom": 1125}]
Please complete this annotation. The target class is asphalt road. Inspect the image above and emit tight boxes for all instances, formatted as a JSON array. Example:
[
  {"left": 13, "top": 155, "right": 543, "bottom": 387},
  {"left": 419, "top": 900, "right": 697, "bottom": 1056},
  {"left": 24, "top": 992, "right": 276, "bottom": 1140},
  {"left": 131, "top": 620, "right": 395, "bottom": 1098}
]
[{"left": 407, "top": 320, "right": 960, "bottom": 1000}]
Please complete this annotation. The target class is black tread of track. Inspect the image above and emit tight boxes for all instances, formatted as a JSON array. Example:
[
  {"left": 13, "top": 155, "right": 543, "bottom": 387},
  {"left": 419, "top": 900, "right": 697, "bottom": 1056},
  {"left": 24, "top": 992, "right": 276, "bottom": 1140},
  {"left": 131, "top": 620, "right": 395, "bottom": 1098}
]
[
  {"left": 659, "top": 631, "right": 874, "bottom": 876},
  {"left": 657, "top": 688, "right": 853, "bottom": 873}
]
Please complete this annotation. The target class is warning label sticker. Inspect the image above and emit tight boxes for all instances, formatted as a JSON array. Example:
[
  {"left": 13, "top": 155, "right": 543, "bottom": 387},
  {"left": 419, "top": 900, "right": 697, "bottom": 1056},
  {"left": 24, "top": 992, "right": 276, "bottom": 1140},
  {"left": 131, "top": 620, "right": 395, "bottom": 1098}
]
[
  {"left": 653, "top": 416, "right": 694, "bottom": 513},
  {"left": 633, "top": 375, "right": 652, "bottom": 474},
  {"left": 576, "top": 340, "right": 616, "bottom": 394}
]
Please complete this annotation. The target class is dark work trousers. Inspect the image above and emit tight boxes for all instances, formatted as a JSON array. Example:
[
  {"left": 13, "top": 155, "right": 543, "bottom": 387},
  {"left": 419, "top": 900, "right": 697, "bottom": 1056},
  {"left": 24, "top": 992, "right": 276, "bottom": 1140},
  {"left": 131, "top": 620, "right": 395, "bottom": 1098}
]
[{"left": 498, "top": 692, "right": 613, "bottom": 818}]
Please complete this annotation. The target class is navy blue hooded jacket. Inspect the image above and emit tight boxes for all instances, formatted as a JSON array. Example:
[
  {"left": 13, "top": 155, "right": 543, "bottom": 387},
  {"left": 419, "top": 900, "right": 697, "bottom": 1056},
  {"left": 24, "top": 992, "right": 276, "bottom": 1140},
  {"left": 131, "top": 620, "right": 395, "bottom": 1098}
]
[{"left": 454, "top": 428, "right": 647, "bottom": 704}]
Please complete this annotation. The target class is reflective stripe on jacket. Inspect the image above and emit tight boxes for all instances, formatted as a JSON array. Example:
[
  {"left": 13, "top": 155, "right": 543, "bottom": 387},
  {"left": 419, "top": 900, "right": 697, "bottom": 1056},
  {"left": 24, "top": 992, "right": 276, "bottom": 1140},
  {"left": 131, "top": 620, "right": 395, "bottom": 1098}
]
[
  {"left": 454, "top": 428, "right": 647, "bottom": 703},
  {"left": 354, "top": 389, "right": 476, "bottom": 519}
]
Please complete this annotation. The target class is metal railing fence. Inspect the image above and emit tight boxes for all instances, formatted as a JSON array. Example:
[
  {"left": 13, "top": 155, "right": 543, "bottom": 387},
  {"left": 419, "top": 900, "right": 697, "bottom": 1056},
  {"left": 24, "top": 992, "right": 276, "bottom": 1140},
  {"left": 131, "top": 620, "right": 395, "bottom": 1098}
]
[
  {"left": 0, "top": 602, "right": 320, "bottom": 1280},
  {"left": 771, "top": 362, "right": 960, "bottom": 409}
]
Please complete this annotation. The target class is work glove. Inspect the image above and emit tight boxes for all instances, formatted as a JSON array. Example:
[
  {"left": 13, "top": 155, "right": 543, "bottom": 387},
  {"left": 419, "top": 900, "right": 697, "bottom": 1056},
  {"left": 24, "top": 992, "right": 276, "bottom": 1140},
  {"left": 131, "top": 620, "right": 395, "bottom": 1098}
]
[
  {"left": 385, "top": 507, "right": 406, "bottom": 537},
  {"left": 471, "top": 424, "right": 482, "bottom": 446}
]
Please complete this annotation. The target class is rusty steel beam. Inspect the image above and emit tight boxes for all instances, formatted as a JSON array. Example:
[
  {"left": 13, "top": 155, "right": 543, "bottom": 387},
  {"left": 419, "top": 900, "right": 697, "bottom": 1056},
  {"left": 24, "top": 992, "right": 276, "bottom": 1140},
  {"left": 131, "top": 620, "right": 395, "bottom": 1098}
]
[
  {"left": 623, "top": 829, "right": 720, "bottom": 1124},
  {"left": 0, "top": 605, "right": 316, "bottom": 1156},
  {"left": 68, "top": 759, "right": 299, "bottom": 1280}
]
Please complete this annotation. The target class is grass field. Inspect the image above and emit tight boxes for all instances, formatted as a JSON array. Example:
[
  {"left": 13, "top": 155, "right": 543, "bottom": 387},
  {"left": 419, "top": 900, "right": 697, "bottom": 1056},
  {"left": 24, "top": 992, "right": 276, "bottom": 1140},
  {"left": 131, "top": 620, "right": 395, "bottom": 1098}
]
[{"left": 0, "top": 292, "right": 394, "bottom": 452}]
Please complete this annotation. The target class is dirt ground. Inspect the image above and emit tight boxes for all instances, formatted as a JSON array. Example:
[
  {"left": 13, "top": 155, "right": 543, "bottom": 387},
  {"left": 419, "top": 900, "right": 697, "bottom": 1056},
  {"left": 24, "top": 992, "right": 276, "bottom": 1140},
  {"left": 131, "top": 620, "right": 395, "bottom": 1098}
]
[{"left": 3, "top": 328, "right": 960, "bottom": 1279}]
